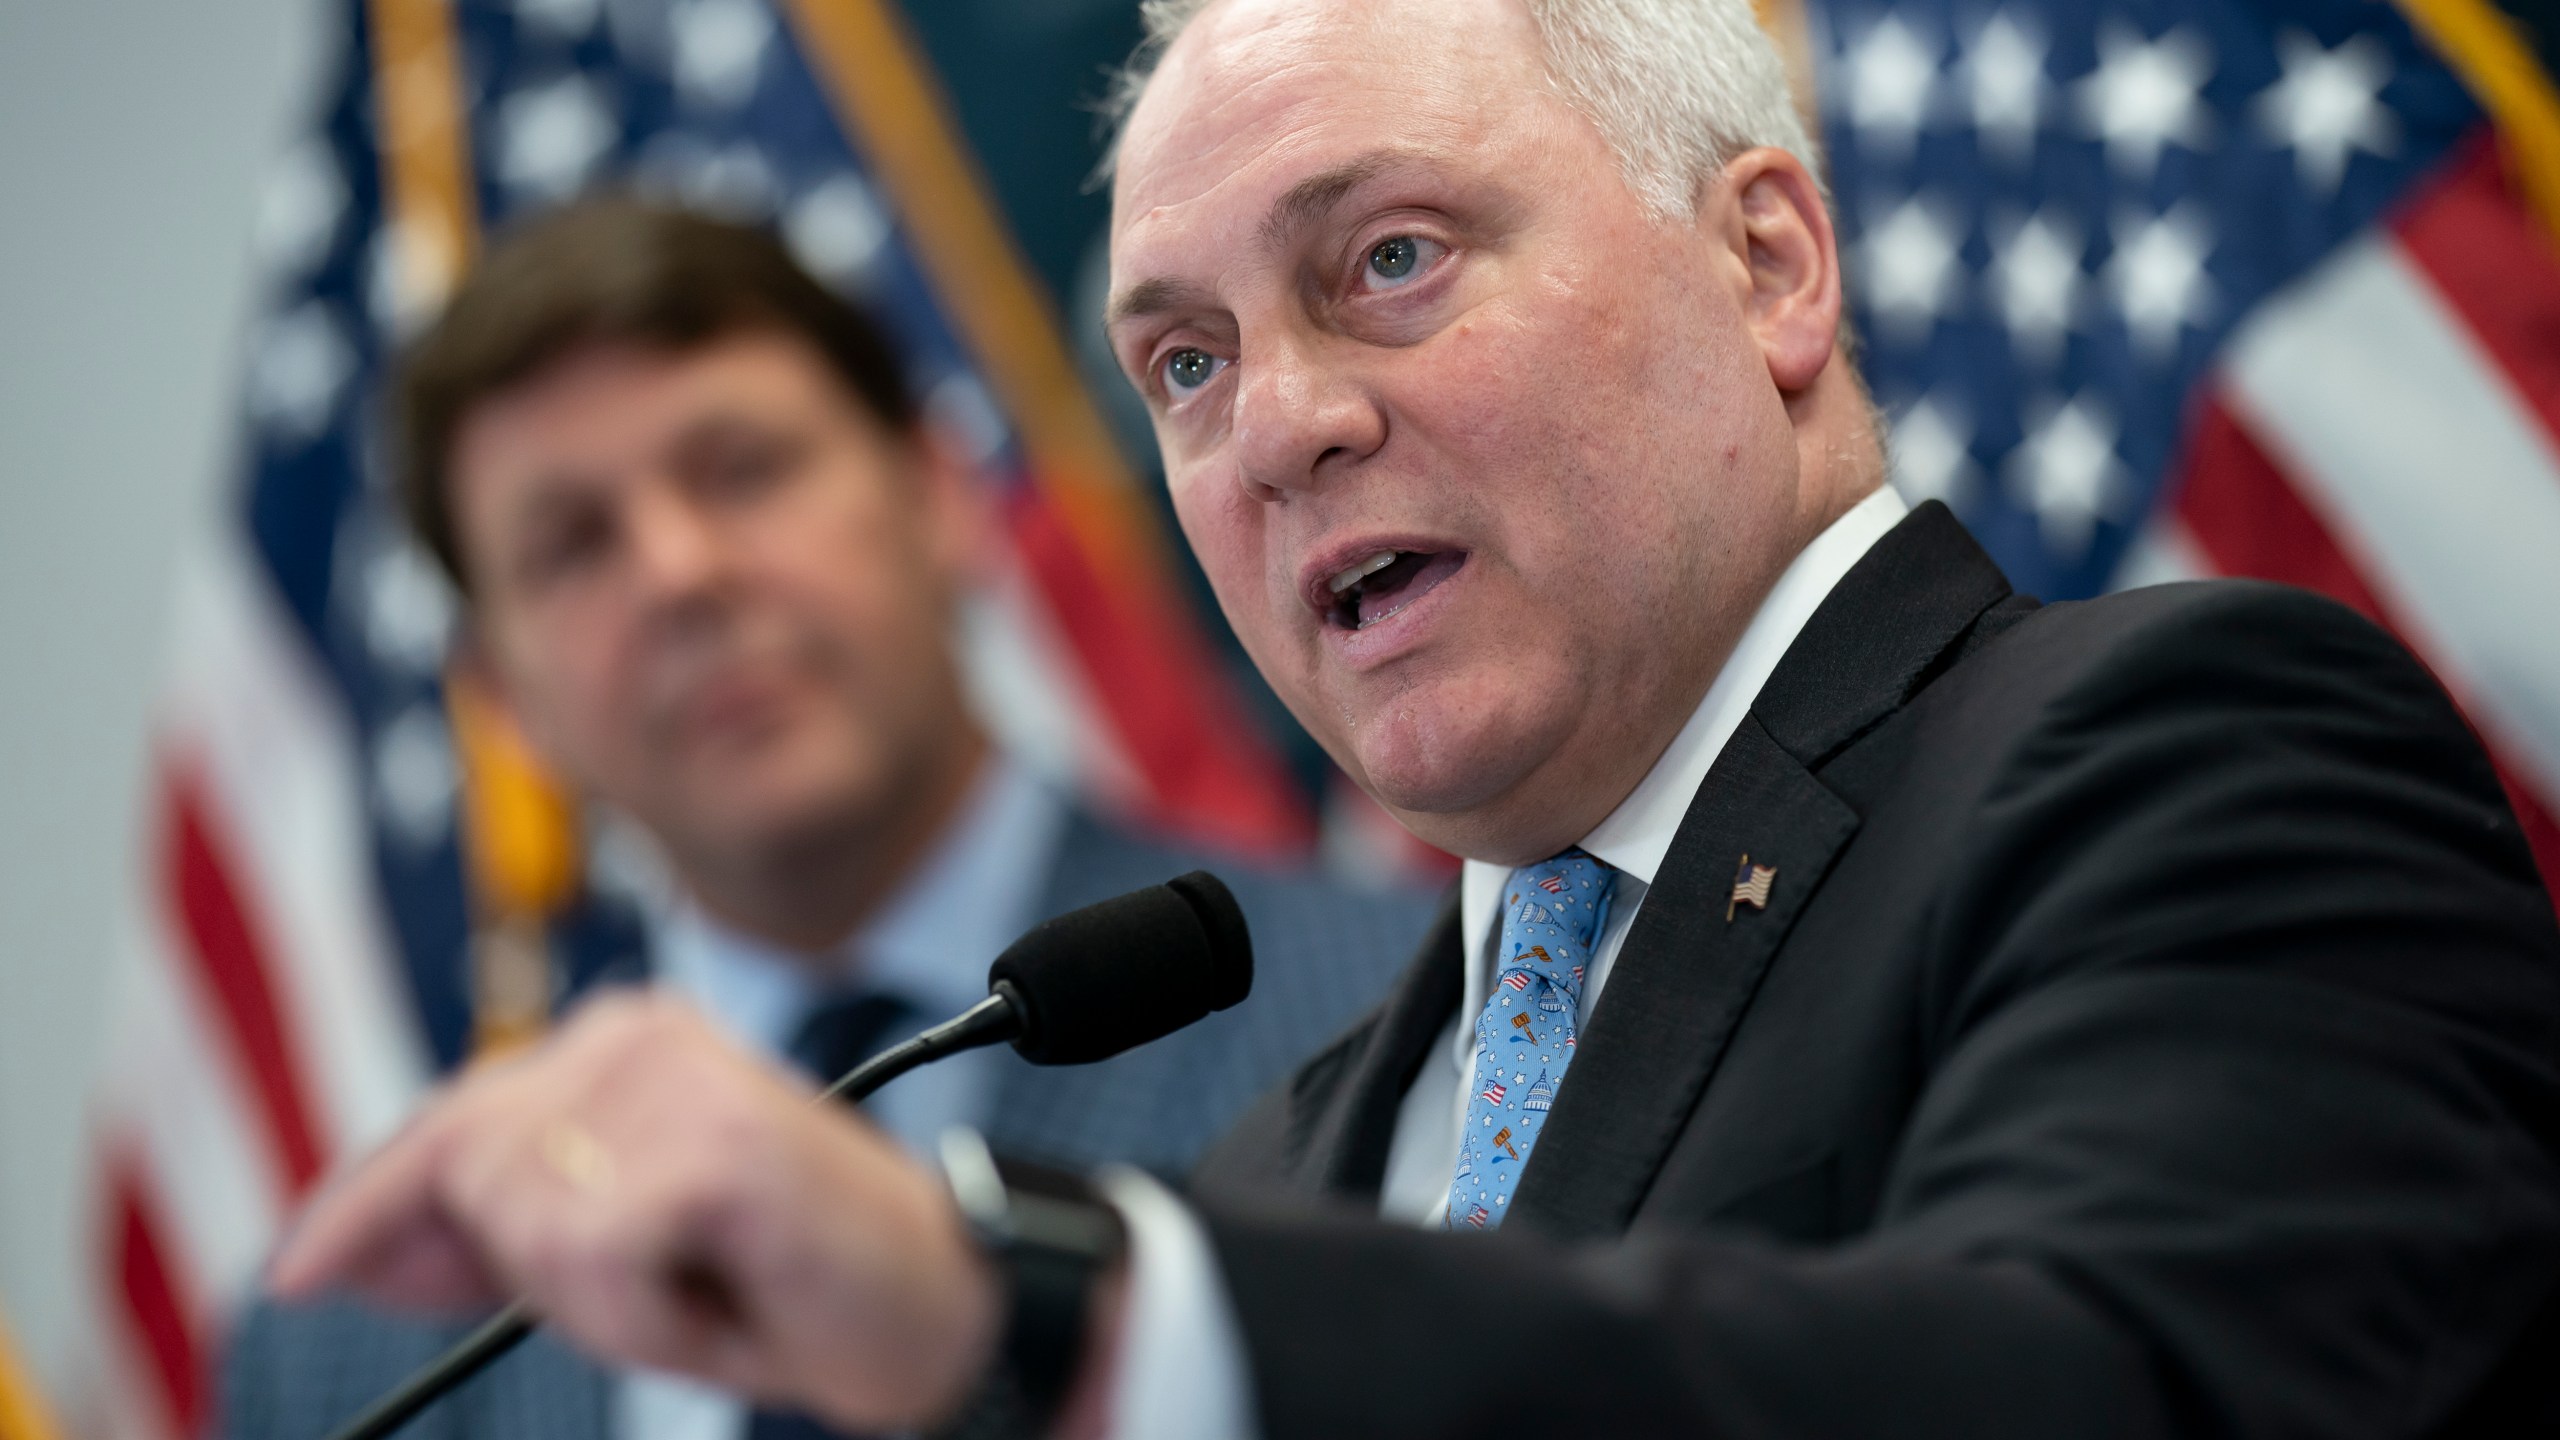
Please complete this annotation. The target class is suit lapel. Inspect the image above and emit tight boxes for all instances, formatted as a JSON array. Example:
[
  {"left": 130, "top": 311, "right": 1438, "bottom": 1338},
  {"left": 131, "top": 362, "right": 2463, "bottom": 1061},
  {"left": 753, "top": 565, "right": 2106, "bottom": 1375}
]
[
  {"left": 1509, "top": 717, "right": 1858, "bottom": 1238},
  {"left": 1752, "top": 501, "right": 2018, "bottom": 766},
  {"left": 1310, "top": 896, "right": 1465, "bottom": 1198},
  {"left": 1509, "top": 501, "right": 2015, "bottom": 1239}
]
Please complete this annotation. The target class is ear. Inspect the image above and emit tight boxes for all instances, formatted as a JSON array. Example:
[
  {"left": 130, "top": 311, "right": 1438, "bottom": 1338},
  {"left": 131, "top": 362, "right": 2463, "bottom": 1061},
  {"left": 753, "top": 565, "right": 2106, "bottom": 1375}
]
[
  {"left": 1719, "top": 147, "right": 1841, "bottom": 395},
  {"left": 910, "top": 418, "right": 998, "bottom": 585}
]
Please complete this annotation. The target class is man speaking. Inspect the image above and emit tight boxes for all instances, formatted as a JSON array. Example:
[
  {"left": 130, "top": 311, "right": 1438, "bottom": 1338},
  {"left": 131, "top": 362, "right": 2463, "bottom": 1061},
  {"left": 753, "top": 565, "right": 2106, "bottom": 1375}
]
[{"left": 269, "top": 1, "right": 2560, "bottom": 1436}]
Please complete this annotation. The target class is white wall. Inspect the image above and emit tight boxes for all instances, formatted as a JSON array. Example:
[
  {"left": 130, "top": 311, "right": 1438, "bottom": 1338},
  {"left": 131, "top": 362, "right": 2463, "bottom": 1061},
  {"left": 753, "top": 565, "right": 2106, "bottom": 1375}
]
[{"left": 0, "top": 0, "right": 323, "bottom": 1402}]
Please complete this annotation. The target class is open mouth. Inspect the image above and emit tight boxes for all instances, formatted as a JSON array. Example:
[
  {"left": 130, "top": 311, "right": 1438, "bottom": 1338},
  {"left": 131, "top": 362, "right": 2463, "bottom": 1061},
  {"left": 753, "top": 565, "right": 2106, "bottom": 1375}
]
[{"left": 1322, "top": 548, "right": 1468, "bottom": 631}]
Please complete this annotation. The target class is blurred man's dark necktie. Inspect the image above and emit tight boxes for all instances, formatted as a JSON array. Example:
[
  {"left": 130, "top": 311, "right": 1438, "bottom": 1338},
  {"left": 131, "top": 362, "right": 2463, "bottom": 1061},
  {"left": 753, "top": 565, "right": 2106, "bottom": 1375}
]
[{"left": 743, "top": 985, "right": 919, "bottom": 1440}]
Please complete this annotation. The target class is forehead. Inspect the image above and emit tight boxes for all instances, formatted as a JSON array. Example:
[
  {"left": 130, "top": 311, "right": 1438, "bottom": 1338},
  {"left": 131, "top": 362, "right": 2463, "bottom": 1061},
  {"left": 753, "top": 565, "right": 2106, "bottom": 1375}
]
[
  {"left": 449, "top": 333, "right": 856, "bottom": 501},
  {"left": 469, "top": 332, "right": 829, "bottom": 431},
  {"left": 1110, "top": 0, "right": 1555, "bottom": 260}
]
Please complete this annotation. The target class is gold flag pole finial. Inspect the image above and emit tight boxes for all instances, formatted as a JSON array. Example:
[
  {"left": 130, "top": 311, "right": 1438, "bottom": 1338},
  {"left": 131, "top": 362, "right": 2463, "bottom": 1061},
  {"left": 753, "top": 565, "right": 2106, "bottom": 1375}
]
[{"left": 446, "top": 670, "right": 583, "bottom": 1057}]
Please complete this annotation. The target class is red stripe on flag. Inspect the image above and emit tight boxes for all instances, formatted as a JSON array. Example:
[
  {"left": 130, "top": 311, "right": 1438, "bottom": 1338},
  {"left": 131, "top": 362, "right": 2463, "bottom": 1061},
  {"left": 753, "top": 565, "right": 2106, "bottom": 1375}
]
[
  {"left": 2173, "top": 398, "right": 2392, "bottom": 617},
  {"left": 2391, "top": 131, "right": 2560, "bottom": 455},
  {"left": 106, "top": 1154, "right": 206, "bottom": 1439},
  {"left": 2174, "top": 394, "right": 2560, "bottom": 901},
  {"left": 162, "top": 762, "right": 328, "bottom": 1199},
  {"left": 1005, "top": 484, "right": 1312, "bottom": 857}
]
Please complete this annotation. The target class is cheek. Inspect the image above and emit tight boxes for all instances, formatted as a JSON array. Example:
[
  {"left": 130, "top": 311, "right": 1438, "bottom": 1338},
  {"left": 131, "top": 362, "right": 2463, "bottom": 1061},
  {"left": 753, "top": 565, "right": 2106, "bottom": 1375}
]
[
  {"left": 776, "top": 553, "right": 944, "bottom": 713},
  {"left": 1170, "top": 471, "right": 1277, "bottom": 642},
  {"left": 760, "top": 480, "right": 936, "bottom": 633},
  {"left": 1390, "top": 268, "right": 1782, "bottom": 666},
  {"left": 492, "top": 612, "right": 629, "bottom": 779}
]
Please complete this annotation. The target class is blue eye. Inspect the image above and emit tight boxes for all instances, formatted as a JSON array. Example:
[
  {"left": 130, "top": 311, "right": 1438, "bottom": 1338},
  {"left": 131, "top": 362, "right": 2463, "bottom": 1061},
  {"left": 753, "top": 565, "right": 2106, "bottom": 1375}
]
[
  {"left": 1363, "top": 235, "right": 1443, "bottom": 289},
  {"left": 1162, "top": 347, "right": 1226, "bottom": 394}
]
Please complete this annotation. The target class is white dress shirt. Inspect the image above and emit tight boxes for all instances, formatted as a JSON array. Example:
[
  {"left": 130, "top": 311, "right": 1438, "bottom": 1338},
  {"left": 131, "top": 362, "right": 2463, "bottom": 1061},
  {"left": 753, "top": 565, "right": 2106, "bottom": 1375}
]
[
  {"left": 621, "top": 756, "right": 1067, "bottom": 1440},
  {"left": 1377, "top": 485, "right": 1911, "bottom": 1223},
  {"left": 1106, "top": 486, "right": 1910, "bottom": 1440}
]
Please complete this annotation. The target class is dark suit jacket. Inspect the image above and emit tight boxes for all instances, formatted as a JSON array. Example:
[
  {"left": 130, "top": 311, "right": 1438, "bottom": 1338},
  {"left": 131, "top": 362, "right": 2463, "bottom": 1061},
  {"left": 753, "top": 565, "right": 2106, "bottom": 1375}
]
[
  {"left": 1192, "top": 502, "right": 2560, "bottom": 1440},
  {"left": 219, "top": 807, "right": 1437, "bottom": 1440}
]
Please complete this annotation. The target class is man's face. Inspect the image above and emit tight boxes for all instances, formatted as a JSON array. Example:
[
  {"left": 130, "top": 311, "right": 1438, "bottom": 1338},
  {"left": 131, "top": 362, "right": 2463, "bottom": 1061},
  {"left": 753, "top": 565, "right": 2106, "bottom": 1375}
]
[
  {"left": 1108, "top": 0, "right": 1824, "bottom": 863},
  {"left": 448, "top": 332, "right": 982, "bottom": 884}
]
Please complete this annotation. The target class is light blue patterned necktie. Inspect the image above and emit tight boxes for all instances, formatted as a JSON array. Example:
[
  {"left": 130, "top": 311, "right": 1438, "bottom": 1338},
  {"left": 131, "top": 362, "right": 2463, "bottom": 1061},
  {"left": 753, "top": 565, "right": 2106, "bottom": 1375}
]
[{"left": 1447, "top": 850, "right": 1615, "bottom": 1230}]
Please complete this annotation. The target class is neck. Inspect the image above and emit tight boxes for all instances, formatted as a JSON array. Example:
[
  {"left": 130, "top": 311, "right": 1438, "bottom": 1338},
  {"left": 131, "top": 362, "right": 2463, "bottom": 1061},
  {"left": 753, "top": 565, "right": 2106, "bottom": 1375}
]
[
  {"left": 683, "top": 727, "right": 994, "bottom": 961},
  {"left": 1408, "top": 385, "right": 1886, "bottom": 866}
]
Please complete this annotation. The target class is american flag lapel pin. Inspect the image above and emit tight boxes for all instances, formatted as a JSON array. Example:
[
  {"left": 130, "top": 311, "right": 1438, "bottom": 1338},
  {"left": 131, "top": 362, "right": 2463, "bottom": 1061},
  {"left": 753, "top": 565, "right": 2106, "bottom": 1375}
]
[{"left": 1727, "top": 853, "right": 1777, "bottom": 921}]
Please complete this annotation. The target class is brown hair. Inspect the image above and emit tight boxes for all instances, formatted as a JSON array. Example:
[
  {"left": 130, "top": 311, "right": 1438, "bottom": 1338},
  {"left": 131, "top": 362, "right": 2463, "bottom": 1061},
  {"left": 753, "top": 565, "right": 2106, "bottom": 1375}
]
[{"left": 396, "top": 195, "right": 918, "bottom": 593}]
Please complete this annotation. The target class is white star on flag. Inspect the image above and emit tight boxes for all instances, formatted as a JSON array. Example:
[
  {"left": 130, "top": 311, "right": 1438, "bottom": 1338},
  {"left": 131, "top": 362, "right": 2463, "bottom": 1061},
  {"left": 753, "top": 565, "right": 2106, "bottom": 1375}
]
[
  {"left": 1844, "top": 15, "right": 1940, "bottom": 162},
  {"left": 2255, "top": 29, "right": 2401, "bottom": 195},
  {"left": 248, "top": 301, "right": 355, "bottom": 445},
  {"left": 497, "top": 73, "right": 620, "bottom": 199},
  {"left": 1888, "top": 393, "right": 1978, "bottom": 508},
  {"left": 671, "top": 0, "right": 775, "bottom": 111},
  {"left": 1993, "top": 207, "right": 2086, "bottom": 369},
  {"left": 2006, "top": 392, "right": 2128, "bottom": 559},
  {"left": 787, "top": 173, "right": 894, "bottom": 285},
  {"left": 2107, "top": 201, "right": 2218, "bottom": 358},
  {"left": 2077, "top": 23, "right": 2216, "bottom": 180},
  {"left": 1964, "top": 12, "right": 2047, "bottom": 166},
  {"left": 359, "top": 538, "right": 458, "bottom": 677},
  {"left": 253, "top": 139, "right": 347, "bottom": 281},
  {"left": 1860, "top": 193, "right": 1963, "bottom": 344},
  {"left": 372, "top": 705, "right": 458, "bottom": 852}
]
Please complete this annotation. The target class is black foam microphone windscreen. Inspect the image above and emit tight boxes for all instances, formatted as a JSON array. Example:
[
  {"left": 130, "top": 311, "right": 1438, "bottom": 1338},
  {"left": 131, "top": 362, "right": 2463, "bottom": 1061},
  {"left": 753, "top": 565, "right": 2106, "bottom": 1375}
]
[{"left": 989, "top": 869, "right": 1254, "bottom": 1064}]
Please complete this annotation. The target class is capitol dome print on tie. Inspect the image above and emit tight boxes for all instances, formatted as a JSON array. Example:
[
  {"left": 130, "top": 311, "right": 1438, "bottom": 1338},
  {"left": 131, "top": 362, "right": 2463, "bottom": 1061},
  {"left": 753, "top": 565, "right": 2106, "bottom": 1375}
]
[{"left": 1447, "top": 850, "right": 1614, "bottom": 1230}]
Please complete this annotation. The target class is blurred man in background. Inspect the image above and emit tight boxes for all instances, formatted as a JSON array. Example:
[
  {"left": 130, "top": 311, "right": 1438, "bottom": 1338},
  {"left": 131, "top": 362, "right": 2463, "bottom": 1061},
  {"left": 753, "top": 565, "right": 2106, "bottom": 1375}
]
[{"left": 220, "top": 197, "right": 1432, "bottom": 1440}]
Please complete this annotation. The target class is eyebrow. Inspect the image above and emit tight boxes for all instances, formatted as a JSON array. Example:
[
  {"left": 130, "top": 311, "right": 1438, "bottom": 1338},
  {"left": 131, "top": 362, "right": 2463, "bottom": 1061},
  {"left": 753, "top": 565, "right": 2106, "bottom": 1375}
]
[
  {"left": 1105, "top": 275, "right": 1208, "bottom": 331},
  {"left": 1257, "top": 151, "right": 1402, "bottom": 250},
  {"left": 1104, "top": 148, "right": 1427, "bottom": 333}
]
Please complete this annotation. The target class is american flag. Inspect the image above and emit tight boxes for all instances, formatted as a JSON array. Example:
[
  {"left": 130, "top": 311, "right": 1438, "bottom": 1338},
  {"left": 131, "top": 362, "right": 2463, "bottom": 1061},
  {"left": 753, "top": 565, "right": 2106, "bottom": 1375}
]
[
  {"left": 1461, "top": 1204, "right": 1492, "bottom": 1229},
  {"left": 83, "top": 2, "right": 1307, "bottom": 1436},
  {"left": 1729, "top": 855, "right": 1779, "bottom": 919},
  {"left": 1800, "top": 0, "right": 2560, "bottom": 900},
  {"left": 1480, "top": 1081, "right": 1510, "bottom": 1106},
  {"left": 1536, "top": 874, "right": 1568, "bottom": 894},
  {"left": 1502, "top": 971, "right": 1533, "bottom": 992}
]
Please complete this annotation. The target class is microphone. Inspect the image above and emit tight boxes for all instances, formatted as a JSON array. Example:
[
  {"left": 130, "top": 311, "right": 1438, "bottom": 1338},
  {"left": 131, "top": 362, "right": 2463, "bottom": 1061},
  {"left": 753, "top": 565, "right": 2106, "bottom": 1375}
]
[
  {"left": 321, "top": 871, "right": 1252, "bottom": 1440},
  {"left": 993, "top": 869, "right": 1253, "bottom": 1063}
]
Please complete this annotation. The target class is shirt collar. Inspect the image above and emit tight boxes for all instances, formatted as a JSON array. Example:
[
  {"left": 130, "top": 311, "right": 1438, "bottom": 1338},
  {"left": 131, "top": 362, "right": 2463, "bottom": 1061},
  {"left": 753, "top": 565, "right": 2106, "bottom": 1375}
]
[
  {"left": 655, "top": 753, "right": 1067, "bottom": 1057},
  {"left": 1457, "top": 485, "right": 1909, "bottom": 966}
]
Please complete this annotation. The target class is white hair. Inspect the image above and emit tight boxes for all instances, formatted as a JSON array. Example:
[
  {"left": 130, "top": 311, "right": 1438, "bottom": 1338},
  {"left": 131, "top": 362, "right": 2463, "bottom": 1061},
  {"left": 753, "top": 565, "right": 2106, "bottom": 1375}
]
[{"left": 1107, "top": 0, "right": 1823, "bottom": 218}]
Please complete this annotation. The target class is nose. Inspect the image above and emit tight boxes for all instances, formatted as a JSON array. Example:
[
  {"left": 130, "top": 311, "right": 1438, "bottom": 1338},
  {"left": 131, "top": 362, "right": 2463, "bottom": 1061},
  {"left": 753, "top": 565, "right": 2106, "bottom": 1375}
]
[
  {"left": 623, "top": 485, "right": 729, "bottom": 608},
  {"left": 1229, "top": 329, "right": 1385, "bottom": 501}
]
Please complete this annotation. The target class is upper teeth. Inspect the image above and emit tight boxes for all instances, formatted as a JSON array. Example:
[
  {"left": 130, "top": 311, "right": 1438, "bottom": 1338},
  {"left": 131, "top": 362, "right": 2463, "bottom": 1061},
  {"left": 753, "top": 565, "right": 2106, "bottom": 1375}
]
[{"left": 1328, "top": 550, "right": 1400, "bottom": 595}]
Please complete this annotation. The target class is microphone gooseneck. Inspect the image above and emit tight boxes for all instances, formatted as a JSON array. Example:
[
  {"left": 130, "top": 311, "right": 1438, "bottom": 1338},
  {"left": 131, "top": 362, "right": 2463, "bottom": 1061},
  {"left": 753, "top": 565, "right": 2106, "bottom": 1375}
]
[{"left": 319, "top": 873, "right": 1253, "bottom": 1440}]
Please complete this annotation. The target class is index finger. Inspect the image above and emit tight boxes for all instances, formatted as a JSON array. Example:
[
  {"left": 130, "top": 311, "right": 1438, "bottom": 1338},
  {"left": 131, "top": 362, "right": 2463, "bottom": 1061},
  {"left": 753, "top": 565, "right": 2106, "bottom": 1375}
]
[{"left": 266, "top": 1101, "right": 502, "bottom": 1310}]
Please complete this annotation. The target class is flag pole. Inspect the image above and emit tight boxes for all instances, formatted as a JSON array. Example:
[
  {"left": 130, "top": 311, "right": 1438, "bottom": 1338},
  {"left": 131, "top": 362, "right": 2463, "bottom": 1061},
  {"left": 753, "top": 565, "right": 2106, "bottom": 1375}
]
[{"left": 0, "top": 1308, "right": 64, "bottom": 1440}]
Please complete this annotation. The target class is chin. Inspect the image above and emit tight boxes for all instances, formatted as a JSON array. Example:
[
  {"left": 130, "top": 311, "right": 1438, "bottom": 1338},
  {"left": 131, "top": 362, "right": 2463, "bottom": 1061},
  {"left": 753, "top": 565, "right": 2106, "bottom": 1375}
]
[
  {"left": 1341, "top": 688, "right": 1558, "bottom": 827},
  {"left": 684, "top": 745, "right": 889, "bottom": 854}
]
